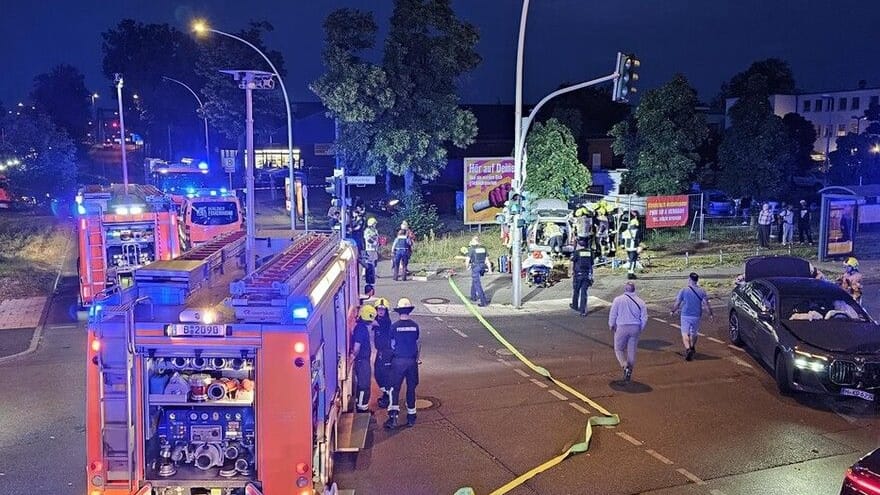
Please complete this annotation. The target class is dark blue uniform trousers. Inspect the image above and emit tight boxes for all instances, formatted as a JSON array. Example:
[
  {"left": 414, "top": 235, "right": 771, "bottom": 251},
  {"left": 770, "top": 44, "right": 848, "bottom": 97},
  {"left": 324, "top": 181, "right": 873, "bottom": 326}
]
[
  {"left": 387, "top": 357, "right": 419, "bottom": 415},
  {"left": 470, "top": 263, "right": 487, "bottom": 305}
]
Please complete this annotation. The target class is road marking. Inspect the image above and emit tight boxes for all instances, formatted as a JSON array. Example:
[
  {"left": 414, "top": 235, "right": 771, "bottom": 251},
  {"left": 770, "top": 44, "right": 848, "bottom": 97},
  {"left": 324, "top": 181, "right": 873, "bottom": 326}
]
[
  {"left": 529, "top": 378, "right": 549, "bottom": 389},
  {"left": 670, "top": 323, "right": 681, "bottom": 329},
  {"left": 728, "top": 344, "right": 746, "bottom": 352},
  {"left": 434, "top": 316, "right": 444, "bottom": 321},
  {"left": 615, "top": 432, "right": 643, "bottom": 446},
  {"left": 50, "top": 325, "right": 79, "bottom": 330},
  {"left": 725, "top": 355, "right": 754, "bottom": 369},
  {"left": 450, "top": 328, "right": 468, "bottom": 338},
  {"left": 513, "top": 368, "right": 530, "bottom": 378},
  {"left": 477, "top": 344, "right": 485, "bottom": 348},
  {"left": 645, "top": 449, "right": 674, "bottom": 465},
  {"left": 697, "top": 332, "right": 706, "bottom": 337},
  {"left": 568, "top": 402, "right": 590, "bottom": 415},
  {"left": 707, "top": 337, "right": 725, "bottom": 344},
  {"left": 548, "top": 389, "right": 568, "bottom": 401},
  {"left": 497, "top": 358, "right": 512, "bottom": 367},
  {"left": 652, "top": 317, "right": 667, "bottom": 323},
  {"left": 676, "top": 468, "right": 707, "bottom": 485}
]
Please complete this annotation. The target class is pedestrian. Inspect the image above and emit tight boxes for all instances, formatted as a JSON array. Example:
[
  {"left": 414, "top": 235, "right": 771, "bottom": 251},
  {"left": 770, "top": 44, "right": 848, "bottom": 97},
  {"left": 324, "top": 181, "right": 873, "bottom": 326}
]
[
  {"left": 608, "top": 282, "right": 648, "bottom": 382},
  {"left": 372, "top": 298, "right": 393, "bottom": 409},
  {"left": 391, "top": 229, "right": 412, "bottom": 281},
  {"left": 797, "top": 199, "right": 813, "bottom": 245},
  {"left": 570, "top": 238, "right": 594, "bottom": 316},
  {"left": 384, "top": 298, "right": 420, "bottom": 429},
  {"left": 669, "top": 272, "right": 714, "bottom": 361},
  {"left": 466, "top": 236, "right": 489, "bottom": 306},
  {"left": 757, "top": 203, "right": 773, "bottom": 248},
  {"left": 621, "top": 219, "right": 640, "bottom": 279},
  {"left": 351, "top": 305, "right": 378, "bottom": 413},
  {"left": 781, "top": 204, "right": 794, "bottom": 246}
]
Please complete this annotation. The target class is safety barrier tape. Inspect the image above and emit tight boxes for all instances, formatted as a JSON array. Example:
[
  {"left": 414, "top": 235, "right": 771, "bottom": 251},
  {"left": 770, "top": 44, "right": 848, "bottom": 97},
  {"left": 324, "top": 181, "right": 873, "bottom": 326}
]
[{"left": 447, "top": 277, "right": 620, "bottom": 495}]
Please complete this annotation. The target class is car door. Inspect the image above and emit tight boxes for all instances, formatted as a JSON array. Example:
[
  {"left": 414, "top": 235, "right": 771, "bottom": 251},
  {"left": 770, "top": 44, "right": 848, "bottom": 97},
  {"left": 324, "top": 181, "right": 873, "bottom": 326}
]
[{"left": 751, "top": 281, "right": 779, "bottom": 366}]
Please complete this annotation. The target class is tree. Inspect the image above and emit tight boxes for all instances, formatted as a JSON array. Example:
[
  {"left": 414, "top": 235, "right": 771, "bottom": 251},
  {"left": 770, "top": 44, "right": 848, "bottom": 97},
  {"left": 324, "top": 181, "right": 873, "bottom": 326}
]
[
  {"left": 30, "top": 64, "right": 91, "bottom": 143},
  {"left": 717, "top": 75, "right": 796, "bottom": 199},
  {"left": 524, "top": 118, "right": 591, "bottom": 200},
  {"left": 0, "top": 110, "right": 77, "bottom": 198},
  {"left": 312, "top": 0, "right": 480, "bottom": 192},
  {"left": 713, "top": 58, "right": 796, "bottom": 109},
  {"left": 828, "top": 133, "right": 880, "bottom": 185},
  {"left": 782, "top": 112, "right": 818, "bottom": 174},
  {"left": 609, "top": 74, "right": 707, "bottom": 195}
]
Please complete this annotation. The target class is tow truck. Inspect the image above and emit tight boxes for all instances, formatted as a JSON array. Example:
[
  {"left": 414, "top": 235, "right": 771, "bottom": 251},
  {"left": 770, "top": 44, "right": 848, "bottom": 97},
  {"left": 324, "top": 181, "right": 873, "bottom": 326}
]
[
  {"left": 85, "top": 230, "right": 368, "bottom": 495},
  {"left": 76, "top": 184, "right": 182, "bottom": 306}
]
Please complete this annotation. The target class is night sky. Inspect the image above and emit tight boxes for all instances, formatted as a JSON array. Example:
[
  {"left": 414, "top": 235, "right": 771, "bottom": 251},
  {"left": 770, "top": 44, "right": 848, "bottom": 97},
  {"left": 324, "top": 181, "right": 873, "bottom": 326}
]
[{"left": 2, "top": 1, "right": 879, "bottom": 108}]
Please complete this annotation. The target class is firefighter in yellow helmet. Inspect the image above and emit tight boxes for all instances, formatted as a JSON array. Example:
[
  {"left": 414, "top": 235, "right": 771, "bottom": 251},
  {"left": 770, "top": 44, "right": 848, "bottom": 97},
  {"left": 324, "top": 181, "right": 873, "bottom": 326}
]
[
  {"left": 385, "top": 298, "right": 421, "bottom": 428},
  {"left": 372, "top": 297, "right": 393, "bottom": 408},
  {"left": 621, "top": 218, "right": 641, "bottom": 279},
  {"left": 352, "top": 304, "right": 378, "bottom": 412},
  {"left": 838, "top": 257, "right": 863, "bottom": 304}
]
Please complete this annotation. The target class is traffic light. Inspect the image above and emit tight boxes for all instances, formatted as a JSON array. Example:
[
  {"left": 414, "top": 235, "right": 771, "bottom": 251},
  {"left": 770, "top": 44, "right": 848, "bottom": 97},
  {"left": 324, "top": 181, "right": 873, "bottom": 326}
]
[
  {"left": 612, "top": 52, "right": 640, "bottom": 103},
  {"left": 324, "top": 169, "right": 345, "bottom": 207}
]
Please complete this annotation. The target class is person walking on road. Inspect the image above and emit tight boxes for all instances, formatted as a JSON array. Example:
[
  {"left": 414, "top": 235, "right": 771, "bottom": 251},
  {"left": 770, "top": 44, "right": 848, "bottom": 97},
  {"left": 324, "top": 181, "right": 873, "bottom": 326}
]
[
  {"left": 669, "top": 272, "right": 714, "bottom": 361},
  {"left": 391, "top": 229, "right": 413, "bottom": 281},
  {"left": 351, "top": 305, "right": 378, "bottom": 412},
  {"left": 797, "top": 200, "right": 813, "bottom": 245},
  {"left": 372, "top": 298, "right": 393, "bottom": 409},
  {"left": 467, "top": 236, "right": 489, "bottom": 307},
  {"left": 608, "top": 282, "right": 648, "bottom": 382},
  {"left": 385, "top": 298, "right": 421, "bottom": 429},
  {"left": 757, "top": 203, "right": 773, "bottom": 248},
  {"left": 570, "top": 238, "right": 594, "bottom": 316}
]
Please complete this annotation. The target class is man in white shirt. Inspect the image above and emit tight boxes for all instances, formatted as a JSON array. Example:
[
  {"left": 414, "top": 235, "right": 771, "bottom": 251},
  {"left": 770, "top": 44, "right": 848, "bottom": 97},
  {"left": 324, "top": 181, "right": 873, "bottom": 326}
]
[{"left": 608, "top": 282, "right": 649, "bottom": 382}]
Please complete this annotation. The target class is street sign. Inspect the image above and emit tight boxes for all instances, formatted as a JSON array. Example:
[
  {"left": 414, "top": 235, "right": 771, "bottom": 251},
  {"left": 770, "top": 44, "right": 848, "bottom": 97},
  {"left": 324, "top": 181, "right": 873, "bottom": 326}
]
[
  {"left": 346, "top": 175, "right": 376, "bottom": 185},
  {"left": 314, "top": 143, "right": 335, "bottom": 156},
  {"left": 221, "top": 150, "right": 237, "bottom": 173}
]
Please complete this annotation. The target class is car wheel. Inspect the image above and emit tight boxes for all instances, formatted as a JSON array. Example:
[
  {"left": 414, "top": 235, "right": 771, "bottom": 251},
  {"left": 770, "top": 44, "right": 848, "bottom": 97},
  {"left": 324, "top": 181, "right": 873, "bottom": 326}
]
[
  {"left": 728, "top": 311, "right": 743, "bottom": 345},
  {"left": 774, "top": 352, "right": 792, "bottom": 395}
]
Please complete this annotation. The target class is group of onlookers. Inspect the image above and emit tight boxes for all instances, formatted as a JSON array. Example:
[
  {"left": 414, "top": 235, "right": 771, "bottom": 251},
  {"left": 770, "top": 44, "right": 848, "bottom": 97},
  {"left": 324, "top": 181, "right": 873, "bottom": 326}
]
[{"left": 755, "top": 199, "right": 813, "bottom": 248}]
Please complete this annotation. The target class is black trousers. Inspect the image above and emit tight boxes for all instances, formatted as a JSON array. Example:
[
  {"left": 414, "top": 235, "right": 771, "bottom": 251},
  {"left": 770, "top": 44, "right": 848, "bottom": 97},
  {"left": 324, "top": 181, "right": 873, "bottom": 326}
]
[
  {"left": 354, "top": 358, "right": 371, "bottom": 411},
  {"left": 388, "top": 357, "right": 419, "bottom": 415},
  {"left": 572, "top": 273, "right": 591, "bottom": 314},
  {"left": 373, "top": 350, "right": 392, "bottom": 390}
]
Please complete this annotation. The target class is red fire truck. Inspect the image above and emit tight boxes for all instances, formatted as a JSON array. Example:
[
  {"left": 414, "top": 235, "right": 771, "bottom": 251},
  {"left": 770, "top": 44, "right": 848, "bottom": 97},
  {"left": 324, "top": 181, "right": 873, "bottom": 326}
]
[
  {"left": 85, "top": 231, "right": 367, "bottom": 495},
  {"left": 76, "top": 184, "right": 182, "bottom": 306}
]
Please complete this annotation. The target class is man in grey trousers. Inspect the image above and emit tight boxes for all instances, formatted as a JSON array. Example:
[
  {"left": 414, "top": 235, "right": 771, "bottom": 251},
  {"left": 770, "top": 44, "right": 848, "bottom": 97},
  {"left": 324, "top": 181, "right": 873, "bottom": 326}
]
[{"left": 608, "top": 282, "right": 649, "bottom": 382}]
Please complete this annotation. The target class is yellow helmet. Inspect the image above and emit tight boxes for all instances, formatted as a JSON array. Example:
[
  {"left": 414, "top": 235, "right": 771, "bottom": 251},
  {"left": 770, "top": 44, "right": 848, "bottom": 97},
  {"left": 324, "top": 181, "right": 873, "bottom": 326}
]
[
  {"left": 366, "top": 217, "right": 377, "bottom": 227},
  {"left": 373, "top": 297, "right": 390, "bottom": 309},
  {"left": 845, "top": 257, "right": 859, "bottom": 268},
  {"left": 358, "top": 305, "right": 377, "bottom": 322}
]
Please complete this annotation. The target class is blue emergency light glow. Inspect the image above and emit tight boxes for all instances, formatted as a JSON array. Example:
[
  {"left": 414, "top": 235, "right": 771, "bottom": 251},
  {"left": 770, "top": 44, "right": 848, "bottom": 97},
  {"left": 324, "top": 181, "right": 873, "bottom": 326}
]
[
  {"left": 75, "top": 195, "right": 83, "bottom": 205},
  {"left": 292, "top": 306, "right": 309, "bottom": 319},
  {"left": 198, "top": 162, "right": 209, "bottom": 170},
  {"left": 77, "top": 204, "right": 86, "bottom": 215},
  {"left": 210, "top": 190, "right": 217, "bottom": 196},
  {"left": 220, "top": 188, "right": 228, "bottom": 194},
  {"left": 89, "top": 304, "right": 103, "bottom": 318},
  {"left": 186, "top": 187, "right": 195, "bottom": 195}
]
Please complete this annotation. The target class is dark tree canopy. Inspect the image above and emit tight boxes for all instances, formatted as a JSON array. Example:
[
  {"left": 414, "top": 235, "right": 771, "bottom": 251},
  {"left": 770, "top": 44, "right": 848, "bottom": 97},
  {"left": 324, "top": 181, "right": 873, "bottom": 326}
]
[
  {"left": 713, "top": 58, "right": 796, "bottom": 109},
  {"left": 782, "top": 112, "right": 818, "bottom": 174},
  {"left": 30, "top": 64, "right": 91, "bottom": 143},
  {"left": 0, "top": 110, "right": 77, "bottom": 198}
]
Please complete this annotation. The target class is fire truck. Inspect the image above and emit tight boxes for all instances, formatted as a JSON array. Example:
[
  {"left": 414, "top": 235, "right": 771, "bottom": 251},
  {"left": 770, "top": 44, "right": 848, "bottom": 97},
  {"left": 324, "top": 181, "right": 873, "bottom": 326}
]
[
  {"left": 85, "top": 230, "right": 367, "bottom": 495},
  {"left": 178, "top": 189, "right": 244, "bottom": 251},
  {"left": 76, "top": 184, "right": 182, "bottom": 306}
]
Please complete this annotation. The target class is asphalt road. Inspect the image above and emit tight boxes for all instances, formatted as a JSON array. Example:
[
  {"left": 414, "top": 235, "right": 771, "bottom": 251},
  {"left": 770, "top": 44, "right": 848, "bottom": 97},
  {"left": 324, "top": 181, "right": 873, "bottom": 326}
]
[{"left": 1, "top": 268, "right": 878, "bottom": 495}]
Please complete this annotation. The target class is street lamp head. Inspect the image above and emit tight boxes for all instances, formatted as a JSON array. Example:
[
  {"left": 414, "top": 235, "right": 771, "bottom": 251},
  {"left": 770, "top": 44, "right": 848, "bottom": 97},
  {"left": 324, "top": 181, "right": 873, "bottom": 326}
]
[
  {"left": 133, "top": 94, "right": 139, "bottom": 100},
  {"left": 191, "top": 19, "right": 210, "bottom": 36},
  {"left": 92, "top": 93, "right": 99, "bottom": 99}
]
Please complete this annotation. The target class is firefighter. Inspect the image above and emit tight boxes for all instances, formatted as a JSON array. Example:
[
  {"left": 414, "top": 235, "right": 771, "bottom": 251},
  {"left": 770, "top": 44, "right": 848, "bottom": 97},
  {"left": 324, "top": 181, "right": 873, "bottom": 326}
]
[
  {"left": 362, "top": 217, "right": 379, "bottom": 285},
  {"left": 391, "top": 229, "right": 413, "bottom": 281},
  {"left": 372, "top": 297, "right": 393, "bottom": 409},
  {"left": 351, "top": 305, "right": 378, "bottom": 413},
  {"left": 570, "top": 238, "right": 594, "bottom": 316},
  {"left": 385, "top": 298, "right": 421, "bottom": 429},
  {"left": 838, "top": 257, "right": 863, "bottom": 304},
  {"left": 622, "top": 218, "right": 640, "bottom": 280},
  {"left": 572, "top": 207, "right": 592, "bottom": 245},
  {"left": 466, "top": 236, "right": 489, "bottom": 307}
]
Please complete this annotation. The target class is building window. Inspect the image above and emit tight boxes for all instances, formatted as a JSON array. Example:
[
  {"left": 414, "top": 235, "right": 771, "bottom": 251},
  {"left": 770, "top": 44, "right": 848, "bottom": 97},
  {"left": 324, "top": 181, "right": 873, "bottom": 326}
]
[
  {"left": 815, "top": 99, "right": 823, "bottom": 112},
  {"left": 838, "top": 124, "right": 847, "bottom": 136},
  {"left": 802, "top": 100, "right": 811, "bottom": 112},
  {"left": 871, "top": 95, "right": 879, "bottom": 107},
  {"left": 839, "top": 97, "right": 847, "bottom": 111},
  {"left": 825, "top": 125, "right": 833, "bottom": 137},
  {"left": 829, "top": 98, "right": 835, "bottom": 111},
  {"left": 850, "top": 122, "right": 859, "bottom": 134},
  {"left": 852, "top": 97, "right": 860, "bottom": 110}
]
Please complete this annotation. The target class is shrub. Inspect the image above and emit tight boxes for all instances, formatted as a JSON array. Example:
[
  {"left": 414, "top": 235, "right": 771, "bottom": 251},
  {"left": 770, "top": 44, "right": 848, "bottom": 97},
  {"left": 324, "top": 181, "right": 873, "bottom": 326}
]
[{"left": 391, "top": 189, "right": 444, "bottom": 239}]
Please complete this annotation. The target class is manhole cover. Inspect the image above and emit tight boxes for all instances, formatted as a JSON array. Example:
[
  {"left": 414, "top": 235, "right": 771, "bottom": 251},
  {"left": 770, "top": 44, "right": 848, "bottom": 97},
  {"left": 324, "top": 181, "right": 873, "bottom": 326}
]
[
  {"left": 494, "top": 348, "right": 513, "bottom": 357},
  {"left": 415, "top": 396, "right": 440, "bottom": 410},
  {"left": 421, "top": 297, "right": 449, "bottom": 305}
]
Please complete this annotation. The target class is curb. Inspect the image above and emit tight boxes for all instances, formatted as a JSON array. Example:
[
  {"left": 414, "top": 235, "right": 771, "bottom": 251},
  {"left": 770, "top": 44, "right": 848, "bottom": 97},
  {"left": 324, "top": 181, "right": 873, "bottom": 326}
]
[{"left": 0, "top": 225, "right": 74, "bottom": 366}]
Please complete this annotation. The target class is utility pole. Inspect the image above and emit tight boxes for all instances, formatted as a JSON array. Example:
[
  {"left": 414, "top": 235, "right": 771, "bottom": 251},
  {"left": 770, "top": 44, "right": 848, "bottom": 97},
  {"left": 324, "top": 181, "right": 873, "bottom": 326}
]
[{"left": 222, "top": 70, "right": 275, "bottom": 275}]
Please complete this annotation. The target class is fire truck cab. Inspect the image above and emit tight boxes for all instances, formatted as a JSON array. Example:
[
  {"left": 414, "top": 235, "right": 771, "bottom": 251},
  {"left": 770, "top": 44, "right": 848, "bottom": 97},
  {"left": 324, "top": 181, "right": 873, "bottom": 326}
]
[
  {"left": 178, "top": 189, "right": 243, "bottom": 250},
  {"left": 85, "top": 230, "right": 366, "bottom": 495},
  {"left": 76, "top": 184, "right": 182, "bottom": 306}
]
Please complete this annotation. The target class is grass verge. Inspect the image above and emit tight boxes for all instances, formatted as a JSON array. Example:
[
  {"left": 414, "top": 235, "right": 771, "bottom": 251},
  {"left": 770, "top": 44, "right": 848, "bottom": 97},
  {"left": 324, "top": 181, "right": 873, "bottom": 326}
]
[{"left": 0, "top": 215, "right": 71, "bottom": 300}]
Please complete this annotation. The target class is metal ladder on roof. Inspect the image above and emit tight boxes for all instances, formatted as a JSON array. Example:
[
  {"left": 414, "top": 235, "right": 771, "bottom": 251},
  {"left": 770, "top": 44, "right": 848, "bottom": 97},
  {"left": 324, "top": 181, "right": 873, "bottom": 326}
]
[{"left": 230, "top": 233, "right": 336, "bottom": 299}]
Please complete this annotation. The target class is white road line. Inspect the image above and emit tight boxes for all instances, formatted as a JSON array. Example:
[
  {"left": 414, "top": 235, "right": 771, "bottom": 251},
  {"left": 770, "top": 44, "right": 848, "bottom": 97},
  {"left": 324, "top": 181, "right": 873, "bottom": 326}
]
[
  {"left": 697, "top": 332, "right": 706, "bottom": 337},
  {"left": 450, "top": 328, "right": 468, "bottom": 338},
  {"left": 513, "top": 368, "right": 530, "bottom": 378},
  {"left": 568, "top": 402, "right": 590, "bottom": 415},
  {"left": 548, "top": 389, "right": 568, "bottom": 401},
  {"left": 615, "top": 432, "right": 643, "bottom": 446},
  {"left": 529, "top": 378, "right": 549, "bottom": 389},
  {"left": 50, "top": 325, "right": 79, "bottom": 330},
  {"left": 477, "top": 344, "right": 485, "bottom": 348},
  {"left": 645, "top": 449, "right": 674, "bottom": 465},
  {"left": 710, "top": 490, "right": 727, "bottom": 495},
  {"left": 725, "top": 355, "right": 754, "bottom": 369},
  {"left": 707, "top": 337, "right": 725, "bottom": 344},
  {"left": 676, "top": 468, "right": 707, "bottom": 485},
  {"left": 434, "top": 316, "right": 443, "bottom": 321},
  {"left": 728, "top": 344, "right": 746, "bottom": 352},
  {"left": 670, "top": 324, "right": 681, "bottom": 329},
  {"left": 497, "top": 358, "right": 512, "bottom": 367},
  {"left": 652, "top": 317, "right": 667, "bottom": 323}
]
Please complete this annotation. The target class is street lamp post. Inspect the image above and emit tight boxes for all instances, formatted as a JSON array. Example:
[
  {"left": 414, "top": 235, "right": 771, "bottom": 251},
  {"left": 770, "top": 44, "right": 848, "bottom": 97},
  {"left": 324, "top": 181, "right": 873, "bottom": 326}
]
[
  {"left": 162, "top": 76, "right": 211, "bottom": 169},
  {"left": 822, "top": 94, "right": 833, "bottom": 168},
  {"left": 90, "top": 93, "right": 99, "bottom": 143},
  {"left": 193, "top": 20, "right": 296, "bottom": 232},
  {"left": 114, "top": 74, "right": 130, "bottom": 194}
]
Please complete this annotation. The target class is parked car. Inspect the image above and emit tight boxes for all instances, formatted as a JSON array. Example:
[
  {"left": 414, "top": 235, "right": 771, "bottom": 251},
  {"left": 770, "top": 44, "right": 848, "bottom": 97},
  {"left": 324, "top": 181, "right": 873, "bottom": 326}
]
[
  {"left": 841, "top": 448, "right": 880, "bottom": 494},
  {"left": 526, "top": 198, "right": 576, "bottom": 254},
  {"left": 702, "top": 190, "right": 736, "bottom": 216},
  {"left": 729, "top": 255, "right": 880, "bottom": 400},
  {"left": 793, "top": 172, "right": 829, "bottom": 189}
]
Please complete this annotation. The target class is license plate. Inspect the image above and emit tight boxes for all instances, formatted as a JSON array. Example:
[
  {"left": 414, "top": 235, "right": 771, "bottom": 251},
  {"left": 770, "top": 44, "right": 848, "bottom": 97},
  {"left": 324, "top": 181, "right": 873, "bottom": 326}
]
[
  {"left": 841, "top": 388, "right": 875, "bottom": 402},
  {"left": 165, "top": 324, "right": 228, "bottom": 338}
]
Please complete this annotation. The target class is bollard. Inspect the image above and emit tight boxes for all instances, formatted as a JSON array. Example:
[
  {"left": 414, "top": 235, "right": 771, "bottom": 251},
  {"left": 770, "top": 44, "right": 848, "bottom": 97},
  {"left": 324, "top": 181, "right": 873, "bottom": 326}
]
[
  {"left": 685, "top": 251, "right": 689, "bottom": 267},
  {"left": 719, "top": 249, "right": 723, "bottom": 263},
  {"left": 755, "top": 246, "right": 759, "bottom": 256}
]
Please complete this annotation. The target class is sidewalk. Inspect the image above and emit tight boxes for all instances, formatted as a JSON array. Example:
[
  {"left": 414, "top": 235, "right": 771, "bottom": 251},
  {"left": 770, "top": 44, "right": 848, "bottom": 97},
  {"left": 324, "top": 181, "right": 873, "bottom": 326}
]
[{"left": 0, "top": 296, "right": 48, "bottom": 359}]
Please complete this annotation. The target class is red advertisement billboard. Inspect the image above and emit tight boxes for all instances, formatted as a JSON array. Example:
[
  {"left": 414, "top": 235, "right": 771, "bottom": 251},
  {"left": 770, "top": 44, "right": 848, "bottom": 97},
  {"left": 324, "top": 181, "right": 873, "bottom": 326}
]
[{"left": 645, "top": 195, "right": 689, "bottom": 228}]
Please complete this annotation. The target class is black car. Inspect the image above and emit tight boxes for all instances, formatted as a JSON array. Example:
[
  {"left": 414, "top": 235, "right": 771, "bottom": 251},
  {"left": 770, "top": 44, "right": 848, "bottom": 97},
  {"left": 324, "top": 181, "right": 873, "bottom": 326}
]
[
  {"left": 842, "top": 448, "right": 880, "bottom": 494},
  {"left": 729, "top": 256, "right": 880, "bottom": 401}
]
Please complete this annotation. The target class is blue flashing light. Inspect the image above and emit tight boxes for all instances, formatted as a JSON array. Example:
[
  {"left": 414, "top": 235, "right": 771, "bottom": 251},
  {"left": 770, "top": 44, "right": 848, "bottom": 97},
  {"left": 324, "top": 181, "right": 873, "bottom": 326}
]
[
  {"left": 292, "top": 306, "right": 309, "bottom": 320},
  {"left": 209, "top": 190, "right": 217, "bottom": 196},
  {"left": 186, "top": 193, "right": 195, "bottom": 199},
  {"left": 220, "top": 188, "right": 228, "bottom": 194},
  {"left": 186, "top": 187, "right": 195, "bottom": 195},
  {"left": 198, "top": 161, "right": 209, "bottom": 171},
  {"left": 89, "top": 304, "right": 103, "bottom": 317},
  {"left": 77, "top": 204, "right": 86, "bottom": 215}
]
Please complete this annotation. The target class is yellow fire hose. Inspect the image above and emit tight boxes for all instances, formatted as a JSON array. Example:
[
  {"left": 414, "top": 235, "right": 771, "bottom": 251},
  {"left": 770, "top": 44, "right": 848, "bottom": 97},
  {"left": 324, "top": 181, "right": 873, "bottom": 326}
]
[{"left": 448, "top": 277, "right": 620, "bottom": 495}]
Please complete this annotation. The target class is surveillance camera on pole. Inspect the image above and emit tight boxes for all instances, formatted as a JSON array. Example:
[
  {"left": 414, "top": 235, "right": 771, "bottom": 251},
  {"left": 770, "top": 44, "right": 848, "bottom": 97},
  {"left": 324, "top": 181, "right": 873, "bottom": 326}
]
[{"left": 612, "top": 52, "right": 640, "bottom": 103}]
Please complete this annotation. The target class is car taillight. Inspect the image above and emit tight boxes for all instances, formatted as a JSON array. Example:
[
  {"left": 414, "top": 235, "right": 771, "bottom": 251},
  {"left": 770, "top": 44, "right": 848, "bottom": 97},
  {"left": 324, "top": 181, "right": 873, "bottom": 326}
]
[{"left": 846, "top": 467, "right": 880, "bottom": 494}]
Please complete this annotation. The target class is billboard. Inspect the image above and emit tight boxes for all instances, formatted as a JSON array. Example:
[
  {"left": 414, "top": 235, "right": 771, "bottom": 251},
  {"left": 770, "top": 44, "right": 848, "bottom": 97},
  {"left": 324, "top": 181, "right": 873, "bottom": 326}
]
[
  {"left": 820, "top": 196, "right": 857, "bottom": 259},
  {"left": 464, "top": 157, "right": 514, "bottom": 224},
  {"left": 645, "top": 195, "right": 689, "bottom": 228}
]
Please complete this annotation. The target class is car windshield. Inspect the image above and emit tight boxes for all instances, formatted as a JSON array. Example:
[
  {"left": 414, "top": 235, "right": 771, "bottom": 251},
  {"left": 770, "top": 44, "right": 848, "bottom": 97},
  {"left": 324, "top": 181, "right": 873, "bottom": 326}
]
[
  {"left": 708, "top": 194, "right": 727, "bottom": 202},
  {"left": 190, "top": 201, "right": 239, "bottom": 226},
  {"left": 782, "top": 296, "right": 870, "bottom": 322}
]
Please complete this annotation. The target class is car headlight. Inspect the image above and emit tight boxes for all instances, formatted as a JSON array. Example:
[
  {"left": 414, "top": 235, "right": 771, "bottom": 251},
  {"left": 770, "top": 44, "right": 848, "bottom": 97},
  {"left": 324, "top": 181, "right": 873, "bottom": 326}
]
[{"left": 794, "top": 349, "right": 829, "bottom": 372}]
